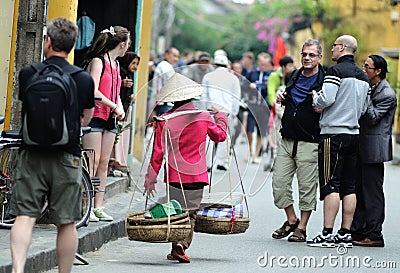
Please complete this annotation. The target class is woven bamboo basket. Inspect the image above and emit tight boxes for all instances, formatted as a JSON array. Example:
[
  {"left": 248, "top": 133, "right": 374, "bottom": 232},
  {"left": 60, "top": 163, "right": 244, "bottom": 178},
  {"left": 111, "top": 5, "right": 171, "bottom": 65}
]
[
  {"left": 127, "top": 211, "right": 189, "bottom": 226},
  {"left": 126, "top": 211, "right": 192, "bottom": 243},
  {"left": 194, "top": 215, "right": 250, "bottom": 235}
]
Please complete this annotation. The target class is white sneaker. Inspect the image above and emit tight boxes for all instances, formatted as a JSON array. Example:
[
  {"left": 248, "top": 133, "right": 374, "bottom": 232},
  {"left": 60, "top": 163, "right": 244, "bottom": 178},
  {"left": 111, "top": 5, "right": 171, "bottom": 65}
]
[
  {"left": 89, "top": 209, "right": 99, "bottom": 222},
  {"left": 93, "top": 207, "right": 113, "bottom": 221}
]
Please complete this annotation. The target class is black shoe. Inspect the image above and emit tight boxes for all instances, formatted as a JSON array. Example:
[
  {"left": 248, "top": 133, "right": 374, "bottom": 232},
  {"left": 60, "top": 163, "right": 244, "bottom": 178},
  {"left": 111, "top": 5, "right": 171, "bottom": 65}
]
[{"left": 216, "top": 165, "right": 227, "bottom": 171}]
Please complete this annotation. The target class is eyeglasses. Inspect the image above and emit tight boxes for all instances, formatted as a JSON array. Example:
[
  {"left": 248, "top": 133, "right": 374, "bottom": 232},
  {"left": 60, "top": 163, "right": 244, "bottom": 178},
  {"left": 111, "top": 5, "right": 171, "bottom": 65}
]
[
  {"left": 362, "top": 64, "right": 377, "bottom": 70},
  {"left": 300, "top": 52, "right": 319, "bottom": 58},
  {"left": 332, "top": 43, "right": 344, "bottom": 48}
]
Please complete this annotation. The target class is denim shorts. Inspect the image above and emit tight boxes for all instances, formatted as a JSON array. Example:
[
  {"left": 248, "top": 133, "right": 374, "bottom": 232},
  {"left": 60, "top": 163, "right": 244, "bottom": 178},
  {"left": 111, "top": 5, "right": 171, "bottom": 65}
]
[{"left": 88, "top": 117, "right": 117, "bottom": 134}]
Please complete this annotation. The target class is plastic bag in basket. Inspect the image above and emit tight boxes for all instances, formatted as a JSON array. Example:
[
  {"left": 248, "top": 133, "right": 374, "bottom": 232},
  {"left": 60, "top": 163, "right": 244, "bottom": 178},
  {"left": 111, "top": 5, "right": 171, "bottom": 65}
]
[{"left": 196, "top": 203, "right": 243, "bottom": 218}]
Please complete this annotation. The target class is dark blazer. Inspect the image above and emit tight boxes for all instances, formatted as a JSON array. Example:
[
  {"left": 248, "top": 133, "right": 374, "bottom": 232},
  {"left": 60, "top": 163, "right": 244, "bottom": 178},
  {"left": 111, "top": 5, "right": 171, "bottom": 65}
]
[{"left": 359, "top": 79, "right": 397, "bottom": 163}]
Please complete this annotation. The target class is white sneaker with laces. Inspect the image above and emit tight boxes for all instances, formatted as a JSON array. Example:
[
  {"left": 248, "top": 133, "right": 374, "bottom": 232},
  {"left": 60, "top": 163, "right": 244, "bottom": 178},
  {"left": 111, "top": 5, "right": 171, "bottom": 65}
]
[
  {"left": 307, "top": 233, "right": 335, "bottom": 248},
  {"left": 89, "top": 209, "right": 99, "bottom": 222},
  {"left": 93, "top": 207, "right": 113, "bottom": 221},
  {"left": 334, "top": 232, "right": 353, "bottom": 248}
]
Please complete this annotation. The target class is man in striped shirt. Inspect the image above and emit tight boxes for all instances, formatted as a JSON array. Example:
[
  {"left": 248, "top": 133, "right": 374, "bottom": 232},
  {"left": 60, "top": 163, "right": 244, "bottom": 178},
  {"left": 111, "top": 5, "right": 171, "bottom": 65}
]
[{"left": 307, "top": 35, "right": 369, "bottom": 248}]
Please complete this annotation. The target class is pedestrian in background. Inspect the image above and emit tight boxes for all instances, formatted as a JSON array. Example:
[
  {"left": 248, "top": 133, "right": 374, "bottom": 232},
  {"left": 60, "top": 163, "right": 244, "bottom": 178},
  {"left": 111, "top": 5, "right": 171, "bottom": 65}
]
[
  {"left": 201, "top": 54, "right": 241, "bottom": 171},
  {"left": 83, "top": 25, "right": 130, "bottom": 222},
  {"left": 150, "top": 47, "right": 180, "bottom": 116},
  {"left": 265, "top": 56, "right": 295, "bottom": 169},
  {"left": 230, "top": 61, "right": 250, "bottom": 146},
  {"left": 241, "top": 51, "right": 255, "bottom": 77},
  {"left": 272, "top": 39, "right": 325, "bottom": 243},
  {"left": 184, "top": 51, "right": 214, "bottom": 84},
  {"left": 351, "top": 55, "right": 397, "bottom": 247},
  {"left": 308, "top": 35, "right": 369, "bottom": 248},
  {"left": 113, "top": 52, "right": 140, "bottom": 172},
  {"left": 10, "top": 17, "right": 95, "bottom": 273},
  {"left": 144, "top": 73, "right": 227, "bottom": 263},
  {"left": 245, "top": 52, "right": 273, "bottom": 164},
  {"left": 267, "top": 56, "right": 295, "bottom": 107}
]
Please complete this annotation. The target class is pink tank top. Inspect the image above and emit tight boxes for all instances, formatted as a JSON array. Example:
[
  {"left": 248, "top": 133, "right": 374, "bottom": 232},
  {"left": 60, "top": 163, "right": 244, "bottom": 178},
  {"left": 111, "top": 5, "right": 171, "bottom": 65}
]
[{"left": 93, "top": 57, "right": 121, "bottom": 120}]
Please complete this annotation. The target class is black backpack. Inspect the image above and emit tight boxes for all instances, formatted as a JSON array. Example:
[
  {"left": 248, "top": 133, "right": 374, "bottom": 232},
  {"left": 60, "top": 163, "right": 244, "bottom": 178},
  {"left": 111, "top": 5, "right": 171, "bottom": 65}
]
[{"left": 22, "top": 62, "right": 82, "bottom": 147}]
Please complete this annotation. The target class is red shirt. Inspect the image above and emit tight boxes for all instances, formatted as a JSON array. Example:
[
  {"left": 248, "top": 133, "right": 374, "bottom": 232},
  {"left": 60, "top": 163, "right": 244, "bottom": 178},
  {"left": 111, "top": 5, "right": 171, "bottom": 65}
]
[{"left": 145, "top": 102, "right": 227, "bottom": 188}]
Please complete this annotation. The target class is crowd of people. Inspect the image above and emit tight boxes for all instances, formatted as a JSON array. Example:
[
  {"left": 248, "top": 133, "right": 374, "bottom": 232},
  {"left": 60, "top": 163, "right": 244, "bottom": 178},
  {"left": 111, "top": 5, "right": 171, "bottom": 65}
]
[
  {"left": 8, "top": 16, "right": 397, "bottom": 272},
  {"left": 144, "top": 34, "right": 397, "bottom": 259}
]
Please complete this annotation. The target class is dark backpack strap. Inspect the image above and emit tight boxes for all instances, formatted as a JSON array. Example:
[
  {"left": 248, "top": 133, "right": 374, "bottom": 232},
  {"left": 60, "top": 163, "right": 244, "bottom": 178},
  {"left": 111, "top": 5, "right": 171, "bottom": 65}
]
[
  {"left": 63, "top": 64, "right": 83, "bottom": 76},
  {"left": 31, "top": 62, "right": 45, "bottom": 73},
  {"left": 83, "top": 56, "right": 105, "bottom": 78},
  {"left": 98, "top": 55, "right": 105, "bottom": 78}
]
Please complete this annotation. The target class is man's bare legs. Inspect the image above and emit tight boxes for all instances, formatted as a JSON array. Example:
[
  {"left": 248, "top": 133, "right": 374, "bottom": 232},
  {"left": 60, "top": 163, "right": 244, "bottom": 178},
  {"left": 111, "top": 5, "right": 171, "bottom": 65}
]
[
  {"left": 246, "top": 131, "right": 253, "bottom": 160},
  {"left": 341, "top": 193, "right": 356, "bottom": 230},
  {"left": 284, "top": 205, "right": 311, "bottom": 230},
  {"left": 284, "top": 205, "right": 298, "bottom": 226},
  {"left": 11, "top": 216, "right": 36, "bottom": 273},
  {"left": 323, "top": 192, "right": 340, "bottom": 228},
  {"left": 323, "top": 192, "right": 355, "bottom": 230},
  {"left": 57, "top": 223, "right": 78, "bottom": 273},
  {"left": 254, "top": 135, "right": 263, "bottom": 162},
  {"left": 11, "top": 217, "right": 78, "bottom": 273}
]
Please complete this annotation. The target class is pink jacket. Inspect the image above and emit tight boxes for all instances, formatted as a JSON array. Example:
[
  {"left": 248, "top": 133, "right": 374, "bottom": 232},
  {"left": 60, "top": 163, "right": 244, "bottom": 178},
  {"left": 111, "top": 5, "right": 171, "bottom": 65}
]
[{"left": 145, "top": 102, "right": 227, "bottom": 190}]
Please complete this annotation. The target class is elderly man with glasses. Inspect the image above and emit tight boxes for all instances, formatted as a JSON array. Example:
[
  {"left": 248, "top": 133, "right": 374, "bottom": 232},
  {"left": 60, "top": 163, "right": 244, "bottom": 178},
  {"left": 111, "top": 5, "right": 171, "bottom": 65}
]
[
  {"left": 308, "top": 35, "right": 370, "bottom": 248},
  {"left": 271, "top": 39, "right": 325, "bottom": 243}
]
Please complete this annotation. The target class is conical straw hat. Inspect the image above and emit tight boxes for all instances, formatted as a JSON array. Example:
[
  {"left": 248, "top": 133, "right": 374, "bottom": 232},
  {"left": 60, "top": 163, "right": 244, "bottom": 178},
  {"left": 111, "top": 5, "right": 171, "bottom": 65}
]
[{"left": 156, "top": 73, "right": 204, "bottom": 102}]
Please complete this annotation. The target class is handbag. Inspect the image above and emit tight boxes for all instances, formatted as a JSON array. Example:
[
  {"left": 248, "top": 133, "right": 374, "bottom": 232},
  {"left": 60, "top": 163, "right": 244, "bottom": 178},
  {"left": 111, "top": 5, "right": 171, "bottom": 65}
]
[{"left": 105, "top": 113, "right": 117, "bottom": 130}]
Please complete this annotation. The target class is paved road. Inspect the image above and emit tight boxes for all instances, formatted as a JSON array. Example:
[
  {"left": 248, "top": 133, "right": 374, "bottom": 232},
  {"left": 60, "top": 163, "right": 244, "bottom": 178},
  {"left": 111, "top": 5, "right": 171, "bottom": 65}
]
[{"left": 44, "top": 138, "right": 400, "bottom": 273}]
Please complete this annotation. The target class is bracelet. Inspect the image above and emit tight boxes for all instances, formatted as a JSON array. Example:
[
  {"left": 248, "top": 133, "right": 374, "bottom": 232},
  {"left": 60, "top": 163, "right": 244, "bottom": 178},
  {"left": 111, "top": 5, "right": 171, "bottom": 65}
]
[{"left": 112, "top": 106, "right": 118, "bottom": 112}]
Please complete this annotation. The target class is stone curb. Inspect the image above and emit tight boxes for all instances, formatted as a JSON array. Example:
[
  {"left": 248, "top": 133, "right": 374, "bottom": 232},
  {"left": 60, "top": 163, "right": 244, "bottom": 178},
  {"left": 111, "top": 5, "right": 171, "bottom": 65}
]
[{"left": 0, "top": 175, "right": 136, "bottom": 273}]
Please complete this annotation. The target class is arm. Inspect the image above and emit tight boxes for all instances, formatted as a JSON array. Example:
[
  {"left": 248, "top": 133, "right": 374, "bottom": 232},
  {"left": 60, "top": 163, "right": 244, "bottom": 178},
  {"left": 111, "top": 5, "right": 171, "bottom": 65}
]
[
  {"left": 232, "top": 77, "right": 241, "bottom": 115},
  {"left": 313, "top": 75, "right": 341, "bottom": 109},
  {"left": 363, "top": 91, "right": 396, "bottom": 126},
  {"left": 81, "top": 108, "right": 94, "bottom": 126},
  {"left": 267, "top": 72, "right": 280, "bottom": 106},
  {"left": 207, "top": 112, "right": 228, "bottom": 142},
  {"left": 144, "top": 122, "right": 164, "bottom": 196},
  {"left": 114, "top": 65, "right": 125, "bottom": 121}
]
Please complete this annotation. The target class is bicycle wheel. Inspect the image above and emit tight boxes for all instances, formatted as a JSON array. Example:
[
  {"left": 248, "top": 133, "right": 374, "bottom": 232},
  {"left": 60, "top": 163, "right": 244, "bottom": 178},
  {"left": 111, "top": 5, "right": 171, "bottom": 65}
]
[
  {"left": 0, "top": 146, "right": 19, "bottom": 229},
  {"left": 75, "top": 168, "right": 92, "bottom": 229}
]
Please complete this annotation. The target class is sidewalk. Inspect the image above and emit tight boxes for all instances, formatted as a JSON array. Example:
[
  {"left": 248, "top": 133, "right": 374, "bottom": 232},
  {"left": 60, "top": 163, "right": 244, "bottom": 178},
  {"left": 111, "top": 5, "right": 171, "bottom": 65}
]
[
  {"left": 0, "top": 158, "right": 145, "bottom": 273},
  {"left": 1, "top": 136, "right": 399, "bottom": 272}
]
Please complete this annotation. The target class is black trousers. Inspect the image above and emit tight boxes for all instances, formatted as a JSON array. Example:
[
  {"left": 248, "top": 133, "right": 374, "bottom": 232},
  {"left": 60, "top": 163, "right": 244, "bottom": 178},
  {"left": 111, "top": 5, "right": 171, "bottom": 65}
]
[{"left": 351, "top": 162, "right": 385, "bottom": 241}]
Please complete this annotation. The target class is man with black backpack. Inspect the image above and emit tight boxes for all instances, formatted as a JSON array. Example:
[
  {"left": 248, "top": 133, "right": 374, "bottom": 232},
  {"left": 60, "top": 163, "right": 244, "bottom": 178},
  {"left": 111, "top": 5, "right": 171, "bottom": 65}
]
[{"left": 10, "top": 17, "right": 95, "bottom": 273}]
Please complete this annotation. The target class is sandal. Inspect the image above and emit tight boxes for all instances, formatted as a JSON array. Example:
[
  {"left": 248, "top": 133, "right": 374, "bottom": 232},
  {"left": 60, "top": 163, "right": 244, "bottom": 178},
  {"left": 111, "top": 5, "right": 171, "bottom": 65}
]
[
  {"left": 288, "top": 228, "right": 307, "bottom": 242},
  {"left": 272, "top": 219, "right": 300, "bottom": 239}
]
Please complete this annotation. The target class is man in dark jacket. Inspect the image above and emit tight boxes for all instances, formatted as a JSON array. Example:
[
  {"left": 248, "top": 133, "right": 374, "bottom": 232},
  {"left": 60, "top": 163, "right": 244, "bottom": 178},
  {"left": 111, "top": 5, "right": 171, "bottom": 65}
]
[
  {"left": 351, "top": 55, "right": 397, "bottom": 247},
  {"left": 308, "top": 35, "right": 369, "bottom": 248},
  {"left": 271, "top": 39, "right": 325, "bottom": 243}
]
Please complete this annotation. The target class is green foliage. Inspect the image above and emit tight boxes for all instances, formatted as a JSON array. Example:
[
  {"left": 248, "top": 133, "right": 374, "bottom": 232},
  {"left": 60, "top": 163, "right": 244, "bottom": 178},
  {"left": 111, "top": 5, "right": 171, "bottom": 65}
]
[
  {"left": 168, "top": 0, "right": 354, "bottom": 63},
  {"left": 114, "top": 123, "right": 131, "bottom": 144},
  {"left": 172, "top": 0, "right": 225, "bottom": 53}
]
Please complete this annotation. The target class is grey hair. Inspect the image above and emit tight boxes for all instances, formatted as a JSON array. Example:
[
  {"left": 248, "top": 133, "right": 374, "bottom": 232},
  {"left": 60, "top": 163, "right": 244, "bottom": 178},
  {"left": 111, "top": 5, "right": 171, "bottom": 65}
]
[{"left": 302, "top": 39, "right": 322, "bottom": 55}]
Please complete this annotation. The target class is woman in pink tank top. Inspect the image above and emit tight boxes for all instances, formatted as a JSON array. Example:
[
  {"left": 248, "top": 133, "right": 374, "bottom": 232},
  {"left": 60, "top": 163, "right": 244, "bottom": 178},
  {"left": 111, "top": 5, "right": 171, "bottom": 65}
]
[{"left": 82, "top": 26, "right": 130, "bottom": 222}]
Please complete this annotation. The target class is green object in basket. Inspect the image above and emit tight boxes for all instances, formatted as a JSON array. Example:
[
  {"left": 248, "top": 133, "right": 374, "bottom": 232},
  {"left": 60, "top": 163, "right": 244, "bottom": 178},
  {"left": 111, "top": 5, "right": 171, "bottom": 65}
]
[{"left": 149, "top": 200, "right": 183, "bottom": 219}]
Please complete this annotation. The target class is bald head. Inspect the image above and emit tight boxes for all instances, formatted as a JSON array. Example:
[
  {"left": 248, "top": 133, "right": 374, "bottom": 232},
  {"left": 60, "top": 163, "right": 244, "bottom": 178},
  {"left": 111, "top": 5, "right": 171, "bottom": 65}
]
[
  {"left": 338, "top": 35, "right": 357, "bottom": 53},
  {"left": 331, "top": 35, "right": 358, "bottom": 62}
]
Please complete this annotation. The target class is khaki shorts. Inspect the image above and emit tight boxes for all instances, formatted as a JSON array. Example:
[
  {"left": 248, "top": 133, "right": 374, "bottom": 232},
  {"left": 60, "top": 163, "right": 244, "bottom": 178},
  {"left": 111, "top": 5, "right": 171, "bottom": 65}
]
[
  {"left": 11, "top": 149, "right": 82, "bottom": 225},
  {"left": 272, "top": 138, "right": 319, "bottom": 211}
]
